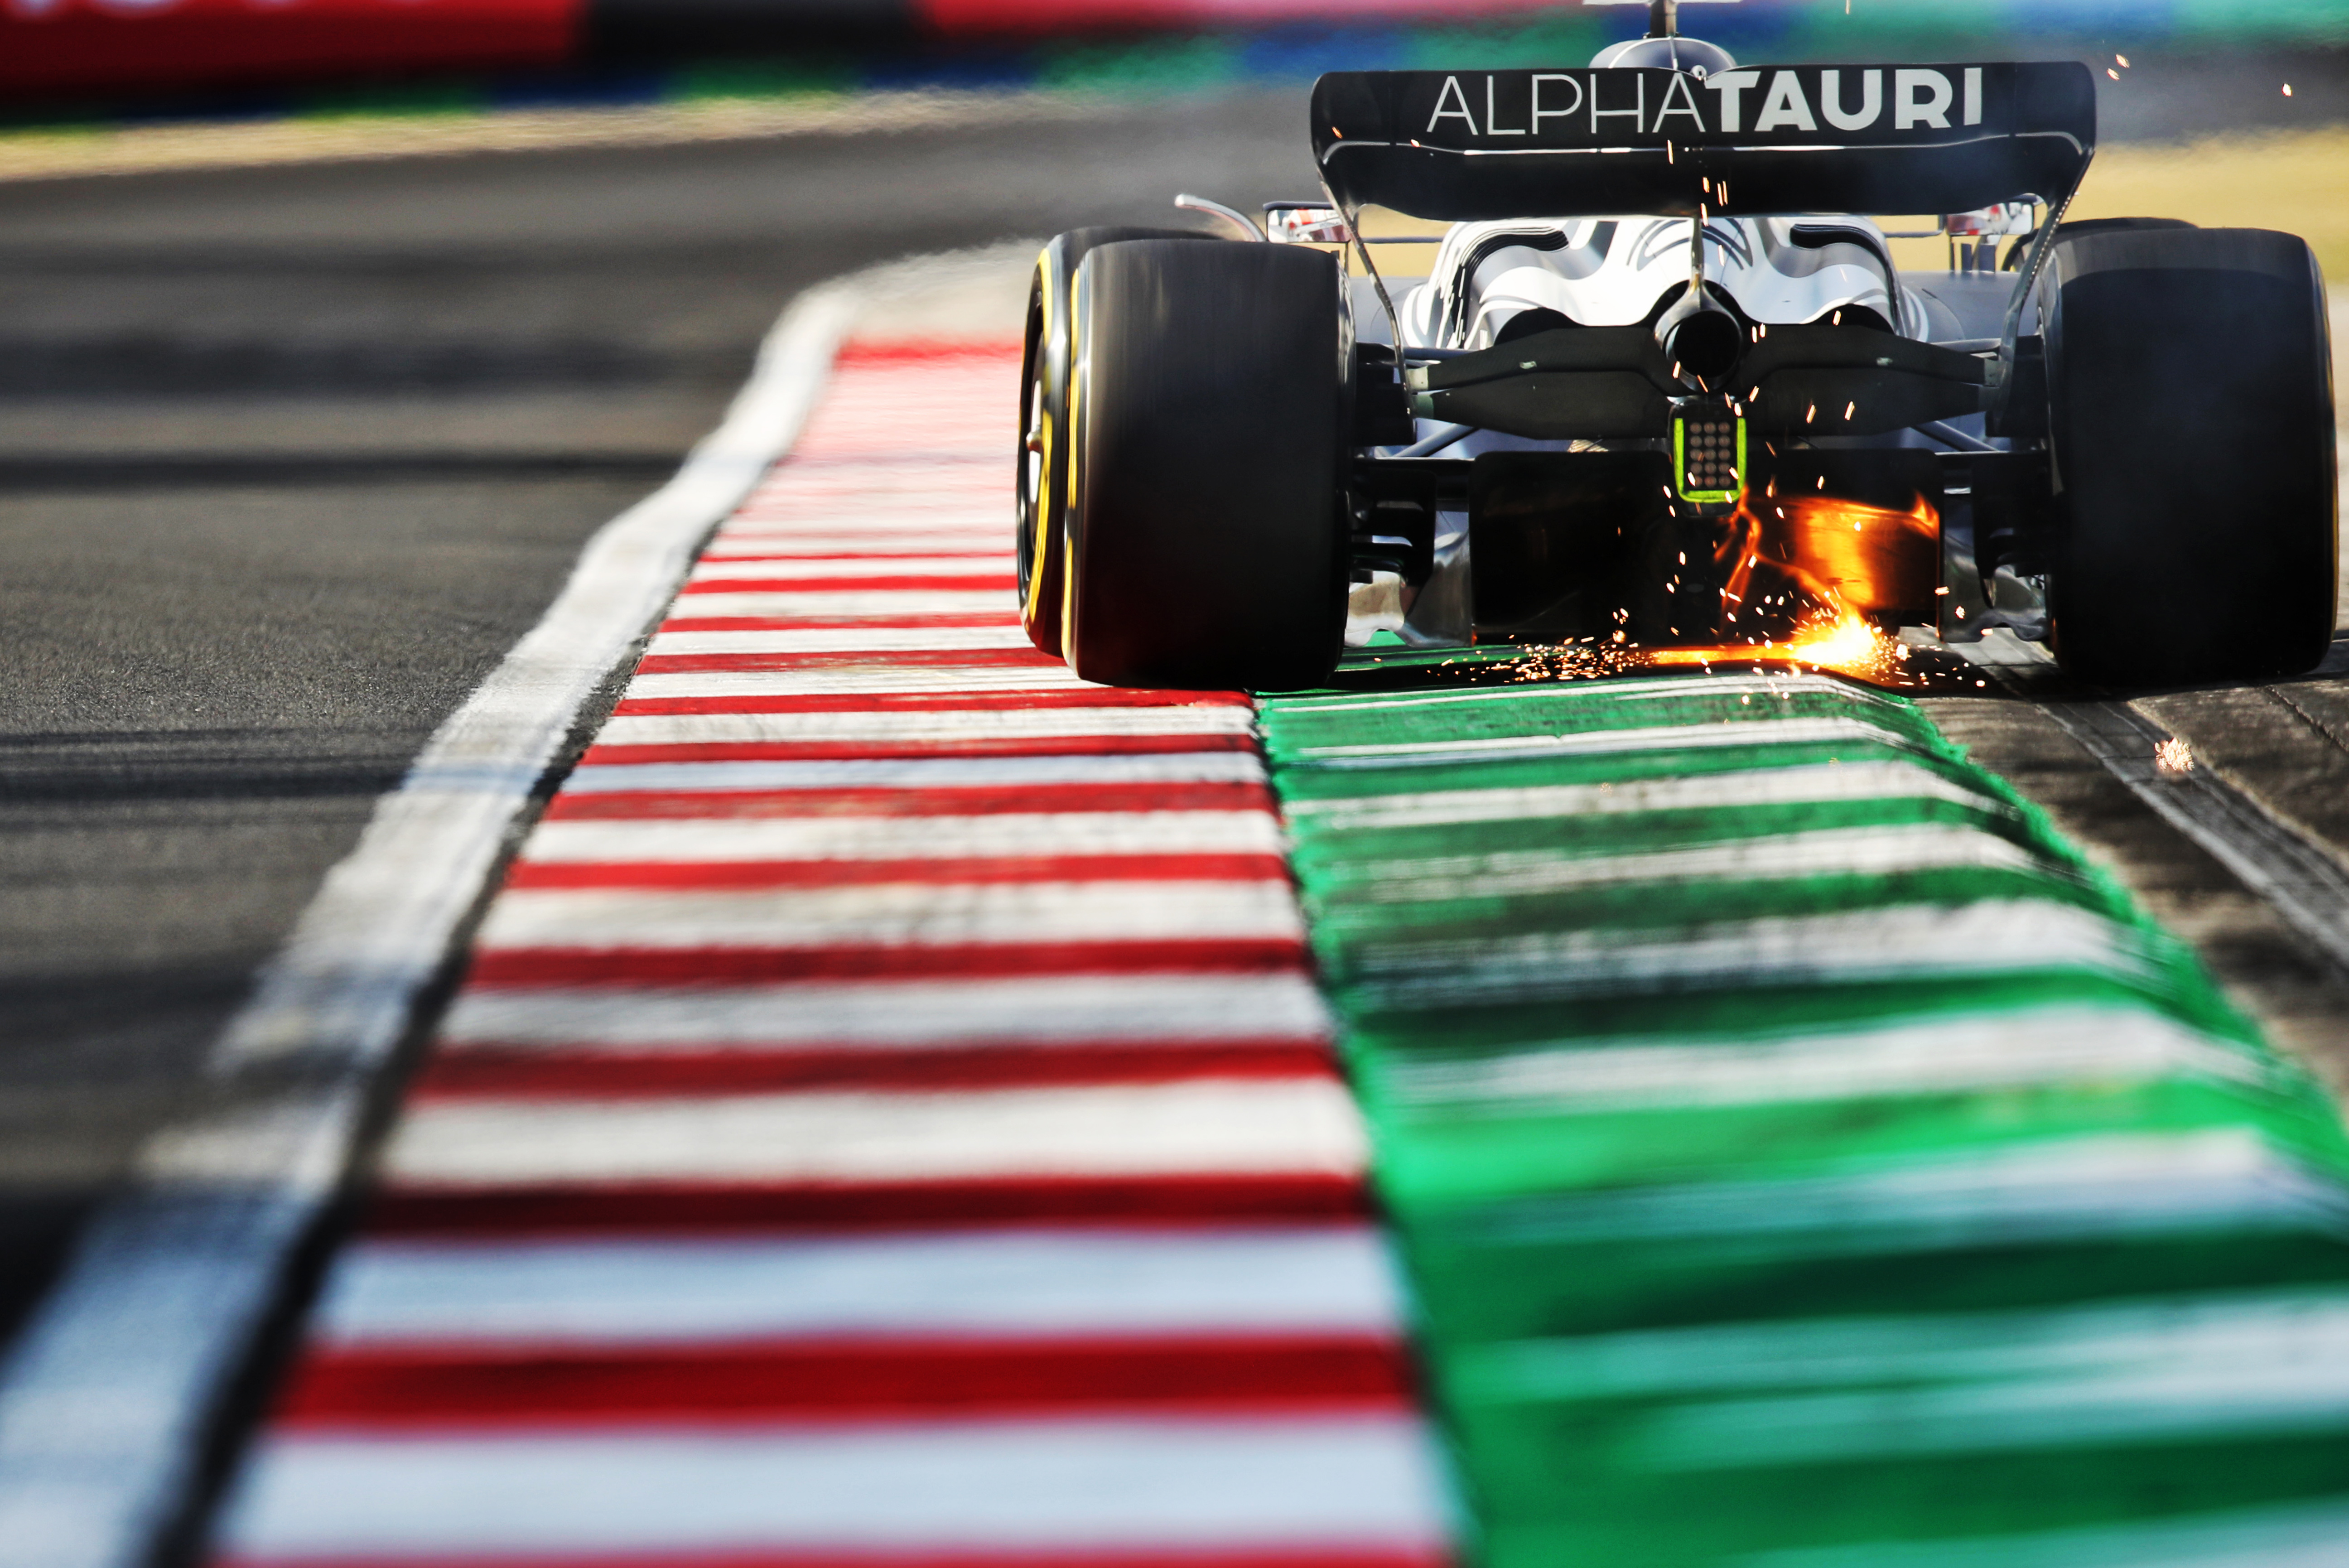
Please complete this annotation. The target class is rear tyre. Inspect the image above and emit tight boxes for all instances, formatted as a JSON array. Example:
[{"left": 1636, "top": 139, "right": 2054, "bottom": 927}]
[
  {"left": 1017, "top": 227, "right": 1216, "bottom": 656},
  {"left": 1063, "top": 239, "right": 1348, "bottom": 689},
  {"left": 2044, "top": 226, "right": 2337, "bottom": 684}
]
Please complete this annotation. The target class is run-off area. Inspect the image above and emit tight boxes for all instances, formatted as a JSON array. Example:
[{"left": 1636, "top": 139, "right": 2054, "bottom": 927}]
[{"left": 208, "top": 257, "right": 2349, "bottom": 1568}]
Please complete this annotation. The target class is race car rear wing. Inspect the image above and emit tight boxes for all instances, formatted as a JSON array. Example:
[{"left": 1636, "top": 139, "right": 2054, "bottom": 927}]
[
  {"left": 1312, "top": 62, "right": 2096, "bottom": 411},
  {"left": 1310, "top": 63, "right": 2095, "bottom": 222}
]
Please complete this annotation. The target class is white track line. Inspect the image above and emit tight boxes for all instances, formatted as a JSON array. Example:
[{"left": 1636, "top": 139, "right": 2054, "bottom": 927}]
[
  {"left": 622, "top": 665, "right": 1105, "bottom": 697},
  {"left": 670, "top": 589, "right": 1015, "bottom": 617},
  {"left": 437, "top": 972, "right": 1334, "bottom": 1051},
  {"left": 689, "top": 555, "right": 1010, "bottom": 580},
  {"left": 307, "top": 1226, "right": 1405, "bottom": 1346},
  {"left": 728, "top": 493, "right": 1002, "bottom": 519},
  {"left": 1296, "top": 714, "right": 1920, "bottom": 765},
  {"left": 593, "top": 707, "right": 1254, "bottom": 748},
  {"left": 559, "top": 753, "right": 1268, "bottom": 793},
  {"left": 216, "top": 1416, "right": 1450, "bottom": 1560},
  {"left": 1385, "top": 1004, "right": 2262, "bottom": 1111},
  {"left": 469, "top": 879, "right": 1306, "bottom": 950},
  {"left": 519, "top": 811, "right": 1284, "bottom": 862},
  {"left": 1282, "top": 672, "right": 1906, "bottom": 713},
  {"left": 1353, "top": 898, "right": 2158, "bottom": 1008},
  {"left": 0, "top": 254, "right": 986, "bottom": 1568},
  {"left": 1284, "top": 759, "right": 2002, "bottom": 831},
  {"left": 645, "top": 626, "right": 1038, "bottom": 654},
  {"left": 1342, "top": 822, "right": 2048, "bottom": 902},
  {"left": 380, "top": 1079, "right": 1370, "bottom": 1187},
  {"left": 699, "top": 534, "right": 1005, "bottom": 557}
]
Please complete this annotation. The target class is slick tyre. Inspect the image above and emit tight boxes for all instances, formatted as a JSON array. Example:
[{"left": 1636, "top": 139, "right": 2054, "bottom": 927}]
[
  {"left": 2044, "top": 226, "right": 2338, "bottom": 685},
  {"left": 1063, "top": 238, "right": 1348, "bottom": 689},
  {"left": 1017, "top": 227, "right": 1216, "bottom": 656}
]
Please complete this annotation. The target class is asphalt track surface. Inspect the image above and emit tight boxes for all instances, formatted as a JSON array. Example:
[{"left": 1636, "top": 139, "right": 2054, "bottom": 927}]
[
  {"left": 0, "top": 91, "right": 1318, "bottom": 1353},
  {"left": 14, "top": 79, "right": 2349, "bottom": 1535},
  {"left": 1915, "top": 644, "right": 2349, "bottom": 1096}
]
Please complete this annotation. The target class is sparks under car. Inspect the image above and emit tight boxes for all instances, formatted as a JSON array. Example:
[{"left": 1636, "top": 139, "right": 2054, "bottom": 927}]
[{"left": 1015, "top": 1, "right": 2338, "bottom": 691}]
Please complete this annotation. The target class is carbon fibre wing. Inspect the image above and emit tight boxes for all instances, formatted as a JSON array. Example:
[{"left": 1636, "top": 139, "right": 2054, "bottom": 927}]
[{"left": 1310, "top": 63, "right": 2095, "bottom": 222}]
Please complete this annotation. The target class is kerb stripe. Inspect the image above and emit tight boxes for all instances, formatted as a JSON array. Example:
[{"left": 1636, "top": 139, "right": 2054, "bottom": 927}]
[{"left": 209, "top": 318, "right": 1448, "bottom": 1568}]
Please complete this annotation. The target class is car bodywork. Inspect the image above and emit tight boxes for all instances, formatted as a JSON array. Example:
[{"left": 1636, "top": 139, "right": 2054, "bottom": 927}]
[
  {"left": 1407, "top": 215, "right": 1925, "bottom": 348},
  {"left": 1304, "top": 58, "right": 2097, "bottom": 653}
]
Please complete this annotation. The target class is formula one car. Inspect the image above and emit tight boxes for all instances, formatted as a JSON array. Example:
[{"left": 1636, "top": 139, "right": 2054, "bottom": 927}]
[{"left": 1016, "top": 0, "right": 2336, "bottom": 691}]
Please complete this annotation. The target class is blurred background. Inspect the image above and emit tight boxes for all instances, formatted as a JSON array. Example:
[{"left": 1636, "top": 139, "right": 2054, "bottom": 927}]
[
  {"left": 6, "top": 5, "right": 2349, "bottom": 1567},
  {"left": 6, "top": 0, "right": 2349, "bottom": 270},
  {"left": 5, "top": 0, "right": 2349, "bottom": 115}
]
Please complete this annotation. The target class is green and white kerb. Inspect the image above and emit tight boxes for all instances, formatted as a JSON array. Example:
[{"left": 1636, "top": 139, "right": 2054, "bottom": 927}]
[{"left": 1261, "top": 668, "right": 2349, "bottom": 1568}]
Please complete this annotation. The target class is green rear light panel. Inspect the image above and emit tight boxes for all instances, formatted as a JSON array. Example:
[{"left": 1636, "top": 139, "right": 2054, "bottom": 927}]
[{"left": 1674, "top": 409, "right": 1746, "bottom": 504}]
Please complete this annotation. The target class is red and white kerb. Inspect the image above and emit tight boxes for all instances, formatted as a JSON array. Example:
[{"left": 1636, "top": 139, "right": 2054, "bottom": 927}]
[{"left": 211, "top": 338, "right": 1453, "bottom": 1568}]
